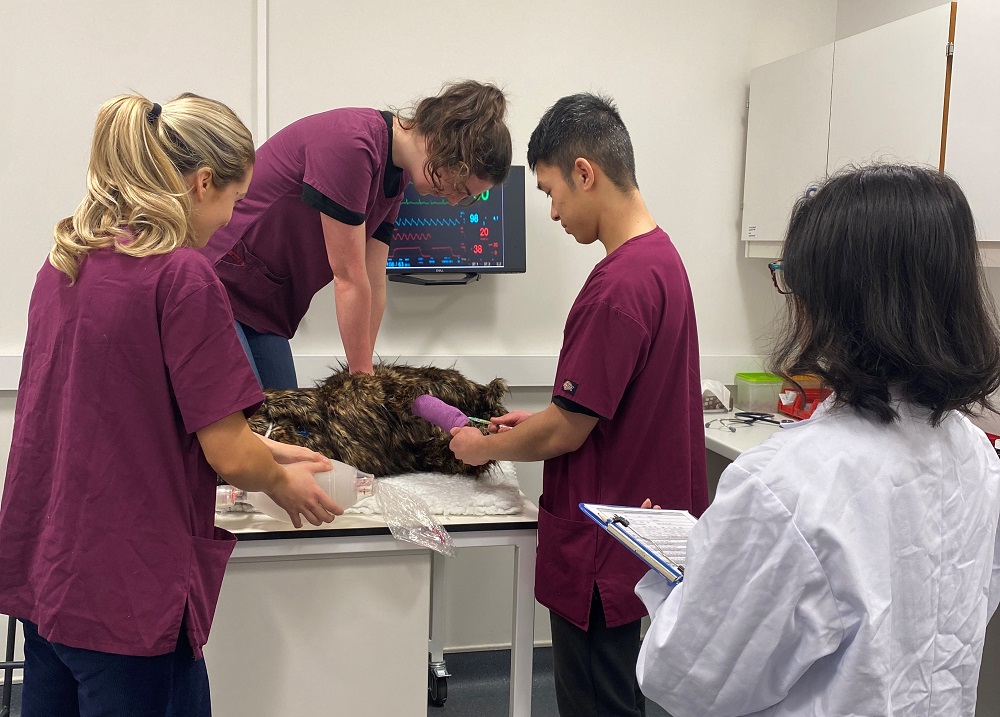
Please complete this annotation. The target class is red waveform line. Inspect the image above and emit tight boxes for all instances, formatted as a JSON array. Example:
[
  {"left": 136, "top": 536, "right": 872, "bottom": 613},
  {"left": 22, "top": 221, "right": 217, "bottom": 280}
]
[{"left": 392, "top": 232, "right": 434, "bottom": 242}]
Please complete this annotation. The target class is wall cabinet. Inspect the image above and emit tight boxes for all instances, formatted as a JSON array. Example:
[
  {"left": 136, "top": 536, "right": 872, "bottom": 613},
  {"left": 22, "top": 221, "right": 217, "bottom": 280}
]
[
  {"left": 740, "top": 43, "right": 834, "bottom": 259},
  {"left": 741, "top": 3, "right": 953, "bottom": 259}
]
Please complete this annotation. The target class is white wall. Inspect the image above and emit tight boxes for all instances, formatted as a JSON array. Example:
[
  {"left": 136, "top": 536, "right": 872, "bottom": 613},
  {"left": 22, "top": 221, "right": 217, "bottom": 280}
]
[
  {"left": 835, "top": 0, "right": 950, "bottom": 39},
  {"left": 0, "top": 0, "right": 258, "bottom": 359},
  {"left": 0, "top": 0, "right": 839, "bottom": 668}
]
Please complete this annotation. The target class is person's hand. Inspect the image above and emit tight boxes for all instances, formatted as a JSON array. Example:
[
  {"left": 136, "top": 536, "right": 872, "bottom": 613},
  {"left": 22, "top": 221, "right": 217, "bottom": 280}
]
[
  {"left": 449, "top": 426, "right": 492, "bottom": 466},
  {"left": 640, "top": 498, "right": 662, "bottom": 510},
  {"left": 257, "top": 434, "right": 332, "bottom": 468},
  {"left": 489, "top": 410, "right": 533, "bottom": 433},
  {"left": 267, "top": 461, "right": 344, "bottom": 528}
]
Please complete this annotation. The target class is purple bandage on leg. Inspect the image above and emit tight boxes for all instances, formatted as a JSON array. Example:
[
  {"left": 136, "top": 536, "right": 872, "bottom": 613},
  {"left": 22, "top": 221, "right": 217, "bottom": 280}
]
[{"left": 411, "top": 394, "right": 470, "bottom": 431}]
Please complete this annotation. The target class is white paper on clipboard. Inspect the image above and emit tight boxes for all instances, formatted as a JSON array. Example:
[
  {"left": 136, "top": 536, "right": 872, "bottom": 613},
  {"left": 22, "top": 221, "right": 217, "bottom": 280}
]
[{"left": 580, "top": 503, "right": 697, "bottom": 583}]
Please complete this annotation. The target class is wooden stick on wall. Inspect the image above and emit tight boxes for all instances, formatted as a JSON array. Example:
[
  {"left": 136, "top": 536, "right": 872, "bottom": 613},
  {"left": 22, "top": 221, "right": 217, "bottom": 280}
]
[{"left": 939, "top": 1, "right": 958, "bottom": 173}]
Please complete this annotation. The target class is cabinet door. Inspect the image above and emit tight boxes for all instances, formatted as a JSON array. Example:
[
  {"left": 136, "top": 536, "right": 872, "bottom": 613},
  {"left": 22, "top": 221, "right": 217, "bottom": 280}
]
[
  {"left": 827, "top": 4, "right": 952, "bottom": 174},
  {"left": 741, "top": 43, "right": 834, "bottom": 259},
  {"left": 945, "top": 0, "right": 1000, "bottom": 262}
]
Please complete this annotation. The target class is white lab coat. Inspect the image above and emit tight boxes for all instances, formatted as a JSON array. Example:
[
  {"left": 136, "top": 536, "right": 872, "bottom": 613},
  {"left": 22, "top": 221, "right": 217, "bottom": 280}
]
[{"left": 636, "top": 399, "right": 1000, "bottom": 717}]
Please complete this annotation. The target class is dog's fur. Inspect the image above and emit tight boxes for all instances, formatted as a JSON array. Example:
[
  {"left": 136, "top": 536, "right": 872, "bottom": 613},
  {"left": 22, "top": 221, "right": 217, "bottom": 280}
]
[{"left": 247, "top": 363, "right": 509, "bottom": 477}]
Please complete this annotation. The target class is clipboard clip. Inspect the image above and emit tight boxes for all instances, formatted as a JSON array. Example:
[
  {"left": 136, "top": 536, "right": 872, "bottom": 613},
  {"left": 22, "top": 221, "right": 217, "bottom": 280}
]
[{"left": 611, "top": 514, "right": 630, "bottom": 527}]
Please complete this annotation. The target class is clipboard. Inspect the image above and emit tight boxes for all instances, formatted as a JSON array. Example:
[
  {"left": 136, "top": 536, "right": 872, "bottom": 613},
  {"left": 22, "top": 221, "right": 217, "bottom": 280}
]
[{"left": 580, "top": 503, "right": 697, "bottom": 584}]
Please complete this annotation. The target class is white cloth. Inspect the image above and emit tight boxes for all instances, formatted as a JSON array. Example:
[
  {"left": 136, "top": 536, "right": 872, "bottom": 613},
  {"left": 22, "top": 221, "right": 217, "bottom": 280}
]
[
  {"left": 345, "top": 461, "right": 523, "bottom": 516},
  {"left": 636, "top": 399, "right": 1000, "bottom": 717}
]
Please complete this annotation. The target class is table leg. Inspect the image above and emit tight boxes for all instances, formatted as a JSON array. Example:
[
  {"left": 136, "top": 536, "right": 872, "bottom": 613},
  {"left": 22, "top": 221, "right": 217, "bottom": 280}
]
[
  {"left": 508, "top": 536, "right": 536, "bottom": 717},
  {"left": 428, "top": 550, "right": 451, "bottom": 706}
]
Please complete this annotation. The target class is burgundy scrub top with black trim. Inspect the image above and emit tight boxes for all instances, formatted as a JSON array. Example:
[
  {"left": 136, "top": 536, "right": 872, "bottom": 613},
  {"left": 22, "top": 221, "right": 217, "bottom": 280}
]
[{"left": 203, "top": 108, "right": 408, "bottom": 339}]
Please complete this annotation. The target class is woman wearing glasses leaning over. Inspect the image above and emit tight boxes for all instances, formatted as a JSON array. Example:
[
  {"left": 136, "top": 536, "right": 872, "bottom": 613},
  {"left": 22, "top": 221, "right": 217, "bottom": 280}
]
[
  {"left": 636, "top": 164, "right": 1000, "bottom": 716},
  {"left": 202, "top": 80, "right": 512, "bottom": 387}
]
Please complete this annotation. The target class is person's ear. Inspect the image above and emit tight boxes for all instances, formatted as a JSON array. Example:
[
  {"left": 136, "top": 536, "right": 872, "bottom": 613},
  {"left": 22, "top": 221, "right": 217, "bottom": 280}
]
[
  {"left": 574, "top": 158, "right": 595, "bottom": 190},
  {"left": 187, "top": 167, "right": 214, "bottom": 201}
]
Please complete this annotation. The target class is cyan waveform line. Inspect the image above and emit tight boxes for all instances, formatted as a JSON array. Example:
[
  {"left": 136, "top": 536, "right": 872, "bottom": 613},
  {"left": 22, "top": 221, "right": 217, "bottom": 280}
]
[
  {"left": 388, "top": 246, "right": 463, "bottom": 262},
  {"left": 400, "top": 198, "right": 451, "bottom": 205},
  {"left": 396, "top": 217, "right": 462, "bottom": 227}
]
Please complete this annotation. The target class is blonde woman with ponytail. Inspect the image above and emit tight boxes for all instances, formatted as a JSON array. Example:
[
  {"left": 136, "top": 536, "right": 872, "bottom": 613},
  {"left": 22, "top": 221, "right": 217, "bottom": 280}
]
[
  {"left": 203, "top": 79, "right": 513, "bottom": 387},
  {"left": 0, "top": 93, "right": 342, "bottom": 717}
]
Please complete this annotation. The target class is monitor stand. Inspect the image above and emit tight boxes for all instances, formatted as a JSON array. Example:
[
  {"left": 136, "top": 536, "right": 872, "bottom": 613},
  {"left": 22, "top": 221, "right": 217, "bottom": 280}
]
[{"left": 388, "top": 272, "right": 480, "bottom": 286}]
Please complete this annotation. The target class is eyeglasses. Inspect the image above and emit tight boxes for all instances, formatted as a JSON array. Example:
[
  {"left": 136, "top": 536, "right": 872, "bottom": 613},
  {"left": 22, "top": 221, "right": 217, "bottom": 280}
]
[
  {"left": 457, "top": 190, "right": 481, "bottom": 207},
  {"left": 432, "top": 169, "right": 482, "bottom": 207},
  {"left": 768, "top": 261, "right": 792, "bottom": 295}
]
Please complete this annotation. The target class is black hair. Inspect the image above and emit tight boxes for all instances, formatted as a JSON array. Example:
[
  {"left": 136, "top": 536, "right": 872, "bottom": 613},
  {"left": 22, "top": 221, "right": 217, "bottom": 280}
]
[
  {"left": 770, "top": 163, "right": 1000, "bottom": 426},
  {"left": 526, "top": 93, "right": 638, "bottom": 191}
]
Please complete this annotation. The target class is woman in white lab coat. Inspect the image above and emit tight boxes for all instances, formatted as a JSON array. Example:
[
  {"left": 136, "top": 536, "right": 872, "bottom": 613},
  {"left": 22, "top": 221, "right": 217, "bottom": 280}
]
[{"left": 636, "top": 163, "right": 1000, "bottom": 717}]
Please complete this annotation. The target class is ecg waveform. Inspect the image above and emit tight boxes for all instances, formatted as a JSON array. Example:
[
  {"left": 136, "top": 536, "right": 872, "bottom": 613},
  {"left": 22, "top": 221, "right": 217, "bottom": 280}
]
[
  {"left": 400, "top": 198, "right": 451, "bottom": 206},
  {"left": 396, "top": 217, "right": 463, "bottom": 227},
  {"left": 389, "top": 182, "right": 506, "bottom": 271}
]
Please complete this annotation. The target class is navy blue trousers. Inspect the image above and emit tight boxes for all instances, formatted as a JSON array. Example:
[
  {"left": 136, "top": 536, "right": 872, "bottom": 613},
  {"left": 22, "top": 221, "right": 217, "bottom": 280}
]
[
  {"left": 19, "top": 620, "right": 211, "bottom": 717},
  {"left": 234, "top": 320, "right": 298, "bottom": 390}
]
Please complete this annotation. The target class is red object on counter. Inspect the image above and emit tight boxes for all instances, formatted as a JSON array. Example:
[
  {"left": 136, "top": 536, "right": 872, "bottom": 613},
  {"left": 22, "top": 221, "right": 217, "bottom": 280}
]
[{"left": 776, "top": 387, "right": 833, "bottom": 420}]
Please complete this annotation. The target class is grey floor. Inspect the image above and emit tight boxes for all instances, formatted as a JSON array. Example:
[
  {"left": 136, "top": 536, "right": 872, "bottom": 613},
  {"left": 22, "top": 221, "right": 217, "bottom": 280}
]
[
  {"left": 1, "top": 647, "right": 672, "bottom": 716},
  {"left": 428, "top": 647, "right": 671, "bottom": 717},
  {"left": 1, "top": 689, "right": 16, "bottom": 717},
  {"left": 2, "top": 682, "right": 19, "bottom": 717}
]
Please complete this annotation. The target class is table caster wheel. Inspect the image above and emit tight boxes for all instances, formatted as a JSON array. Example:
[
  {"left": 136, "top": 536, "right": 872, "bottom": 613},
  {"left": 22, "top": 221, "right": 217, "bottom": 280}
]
[{"left": 428, "top": 668, "right": 448, "bottom": 707}]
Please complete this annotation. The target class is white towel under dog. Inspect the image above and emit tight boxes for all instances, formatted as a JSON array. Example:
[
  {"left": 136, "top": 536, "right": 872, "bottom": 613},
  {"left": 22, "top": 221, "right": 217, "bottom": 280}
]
[{"left": 346, "top": 461, "right": 523, "bottom": 516}]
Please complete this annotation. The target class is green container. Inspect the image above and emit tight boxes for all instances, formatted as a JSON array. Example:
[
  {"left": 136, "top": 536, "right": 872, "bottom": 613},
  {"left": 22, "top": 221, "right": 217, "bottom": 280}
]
[{"left": 734, "top": 372, "right": 782, "bottom": 413}]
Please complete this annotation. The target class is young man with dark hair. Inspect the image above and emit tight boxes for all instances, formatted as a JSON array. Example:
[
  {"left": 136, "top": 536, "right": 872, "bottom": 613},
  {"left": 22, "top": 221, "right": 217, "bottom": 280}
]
[{"left": 449, "top": 93, "right": 708, "bottom": 716}]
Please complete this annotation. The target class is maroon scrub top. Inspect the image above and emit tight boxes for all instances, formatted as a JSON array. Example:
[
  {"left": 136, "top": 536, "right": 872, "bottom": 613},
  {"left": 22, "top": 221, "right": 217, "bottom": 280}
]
[
  {"left": 0, "top": 246, "right": 263, "bottom": 658},
  {"left": 536, "top": 227, "right": 709, "bottom": 630},
  {"left": 202, "top": 108, "right": 408, "bottom": 338}
]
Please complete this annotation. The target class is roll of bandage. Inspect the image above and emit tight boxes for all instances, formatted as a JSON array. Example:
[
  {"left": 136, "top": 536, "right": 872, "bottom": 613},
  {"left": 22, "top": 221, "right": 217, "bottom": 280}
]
[{"left": 411, "top": 394, "right": 469, "bottom": 431}]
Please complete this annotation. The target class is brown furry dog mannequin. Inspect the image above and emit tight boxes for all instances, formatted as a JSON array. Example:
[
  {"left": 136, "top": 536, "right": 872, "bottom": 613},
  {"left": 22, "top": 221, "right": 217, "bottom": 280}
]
[{"left": 247, "top": 363, "right": 509, "bottom": 478}]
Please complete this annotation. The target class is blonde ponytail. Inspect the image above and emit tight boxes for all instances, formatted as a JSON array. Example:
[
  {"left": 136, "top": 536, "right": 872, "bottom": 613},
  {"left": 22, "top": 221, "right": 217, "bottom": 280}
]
[{"left": 50, "top": 93, "right": 254, "bottom": 283}]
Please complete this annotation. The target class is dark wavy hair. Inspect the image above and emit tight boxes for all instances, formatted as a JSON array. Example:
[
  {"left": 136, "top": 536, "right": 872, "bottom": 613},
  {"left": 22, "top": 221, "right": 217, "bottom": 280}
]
[
  {"left": 397, "top": 80, "right": 511, "bottom": 190},
  {"left": 770, "top": 163, "right": 1000, "bottom": 426},
  {"left": 526, "top": 92, "right": 638, "bottom": 192}
]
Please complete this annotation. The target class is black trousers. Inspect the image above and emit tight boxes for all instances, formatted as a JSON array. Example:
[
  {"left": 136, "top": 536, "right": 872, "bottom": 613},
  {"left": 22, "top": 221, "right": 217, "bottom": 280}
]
[{"left": 549, "top": 585, "right": 646, "bottom": 717}]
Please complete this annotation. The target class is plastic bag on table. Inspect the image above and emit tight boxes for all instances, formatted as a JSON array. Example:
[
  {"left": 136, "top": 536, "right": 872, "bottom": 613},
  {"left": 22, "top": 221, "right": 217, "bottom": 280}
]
[{"left": 375, "top": 479, "right": 456, "bottom": 557}]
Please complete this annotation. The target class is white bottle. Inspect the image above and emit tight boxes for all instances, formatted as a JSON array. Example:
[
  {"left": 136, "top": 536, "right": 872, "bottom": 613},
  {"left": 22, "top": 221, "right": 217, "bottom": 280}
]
[{"left": 244, "top": 459, "right": 375, "bottom": 524}]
